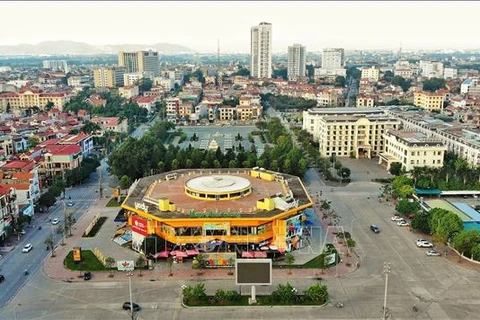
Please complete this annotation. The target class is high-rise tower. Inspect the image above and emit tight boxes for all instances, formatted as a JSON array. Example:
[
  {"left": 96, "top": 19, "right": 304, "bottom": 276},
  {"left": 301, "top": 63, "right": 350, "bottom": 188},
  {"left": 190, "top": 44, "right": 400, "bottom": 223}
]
[
  {"left": 250, "top": 22, "right": 272, "bottom": 78},
  {"left": 287, "top": 44, "right": 306, "bottom": 81}
]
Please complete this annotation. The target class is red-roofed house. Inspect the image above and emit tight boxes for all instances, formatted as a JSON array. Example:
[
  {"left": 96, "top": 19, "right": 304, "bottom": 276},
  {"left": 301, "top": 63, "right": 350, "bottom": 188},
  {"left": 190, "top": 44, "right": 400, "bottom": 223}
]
[
  {"left": 59, "top": 132, "right": 94, "bottom": 155},
  {"left": 86, "top": 95, "right": 107, "bottom": 107},
  {"left": 40, "top": 144, "right": 82, "bottom": 184},
  {"left": 0, "top": 185, "right": 20, "bottom": 241},
  {"left": 90, "top": 116, "right": 128, "bottom": 133},
  {"left": 0, "top": 160, "right": 41, "bottom": 201},
  {"left": 133, "top": 96, "right": 158, "bottom": 113}
]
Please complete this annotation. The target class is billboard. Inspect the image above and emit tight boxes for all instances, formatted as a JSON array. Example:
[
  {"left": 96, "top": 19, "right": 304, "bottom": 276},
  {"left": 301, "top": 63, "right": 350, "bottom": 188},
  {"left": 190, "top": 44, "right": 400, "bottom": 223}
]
[
  {"left": 73, "top": 247, "right": 82, "bottom": 262},
  {"left": 203, "top": 252, "right": 236, "bottom": 268},
  {"left": 235, "top": 258, "right": 272, "bottom": 285},
  {"left": 132, "top": 215, "right": 148, "bottom": 236},
  {"left": 117, "top": 260, "right": 135, "bottom": 271}
]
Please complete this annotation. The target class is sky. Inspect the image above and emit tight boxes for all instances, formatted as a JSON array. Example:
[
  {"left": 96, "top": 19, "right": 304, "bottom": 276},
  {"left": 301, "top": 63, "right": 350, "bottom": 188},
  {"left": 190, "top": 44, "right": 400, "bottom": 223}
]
[{"left": 3, "top": 1, "right": 480, "bottom": 53}]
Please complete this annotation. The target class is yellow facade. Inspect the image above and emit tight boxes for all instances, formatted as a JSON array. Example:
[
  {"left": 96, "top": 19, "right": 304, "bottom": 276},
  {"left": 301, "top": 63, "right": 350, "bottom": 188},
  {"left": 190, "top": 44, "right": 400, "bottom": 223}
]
[
  {"left": 0, "top": 90, "right": 70, "bottom": 111},
  {"left": 414, "top": 91, "right": 445, "bottom": 111}
]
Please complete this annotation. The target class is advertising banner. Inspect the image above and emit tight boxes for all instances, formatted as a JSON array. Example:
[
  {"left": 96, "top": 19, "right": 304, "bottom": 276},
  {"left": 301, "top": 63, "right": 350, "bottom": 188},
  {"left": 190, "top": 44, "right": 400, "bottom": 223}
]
[
  {"left": 132, "top": 215, "right": 148, "bottom": 236},
  {"left": 203, "top": 222, "right": 230, "bottom": 231},
  {"left": 117, "top": 260, "right": 135, "bottom": 271},
  {"left": 73, "top": 247, "right": 82, "bottom": 262},
  {"left": 202, "top": 252, "right": 236, "bottom": 268}
]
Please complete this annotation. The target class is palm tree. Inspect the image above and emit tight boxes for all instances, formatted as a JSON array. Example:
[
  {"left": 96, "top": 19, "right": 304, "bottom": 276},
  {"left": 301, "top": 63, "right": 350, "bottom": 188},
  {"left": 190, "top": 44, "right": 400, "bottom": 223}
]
[
  {"left": 44, "top": 235, "right": 55, "bottom": 257},
  {"left": 105, "top": 257, "right": 115, "bottom": 277}
]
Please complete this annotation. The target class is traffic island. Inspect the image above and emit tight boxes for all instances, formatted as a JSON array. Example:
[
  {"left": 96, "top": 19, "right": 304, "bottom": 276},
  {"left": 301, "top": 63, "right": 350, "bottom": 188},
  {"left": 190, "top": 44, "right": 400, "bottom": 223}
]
[{"left": 182, "top": 282, "right": 329, "bottom": 307}]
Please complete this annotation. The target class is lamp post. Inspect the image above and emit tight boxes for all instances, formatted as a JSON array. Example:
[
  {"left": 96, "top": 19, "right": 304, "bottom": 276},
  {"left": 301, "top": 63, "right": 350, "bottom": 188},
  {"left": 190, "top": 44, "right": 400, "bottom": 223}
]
[
  {"left": 382, "top": 262, "right": 391, "bottom": 320},
  {"left": 127, "top": 271, "right": 134, "bottom": 320}
]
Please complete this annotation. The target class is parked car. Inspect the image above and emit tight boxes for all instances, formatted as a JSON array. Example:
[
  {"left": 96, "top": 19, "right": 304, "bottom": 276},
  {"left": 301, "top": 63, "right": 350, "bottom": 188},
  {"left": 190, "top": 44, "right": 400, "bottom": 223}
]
[
  {"left": 122, "top": 302, "right": 141, "bottom": 311},
  {"left": 84, "top": 272, "right": 92, "bottom": 281},
  {"left": 67, "top": 201, "right": 74, "bottom": 207},
  {"left": 370, "top": 225, "right": 380, "bottom": 233},
  {"left": 52, "top": 218, "right": 60, "bottom": 225},
  {"left": 416, "top": 239, "right": 434, "bottom": 248},
  {"left": 397, "top": 221, "right": 409, "bottom": 227},
  {"left": 391, "top": 216, "right": 405, "bottom": 222},
  {"left": 426, "top": 249, "right": 441, "bottom": 256},
  {"left": 22, "top": 243, "right": 33, "bottom": 253}
]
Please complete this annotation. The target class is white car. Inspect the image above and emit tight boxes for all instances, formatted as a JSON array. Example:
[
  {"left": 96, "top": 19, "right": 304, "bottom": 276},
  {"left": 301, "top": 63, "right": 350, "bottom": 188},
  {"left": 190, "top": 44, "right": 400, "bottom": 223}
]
[
  {"left": 426, "top": 249, "right": 441, "bottom": 256},
  {"left": 397, "top": 221, "right": 409, "bottom": 227},
  {"left": 22, "top": 243, "right": 33, "bottom": 253},
  {"left": 52, "top": 218, "right": 60, "bottom": 225},
  {"left": 417, "top": 240, "right": 434, "bottom": 248},
  {"left": 391, "top": 216, "right": 405, "bottom": 222}
]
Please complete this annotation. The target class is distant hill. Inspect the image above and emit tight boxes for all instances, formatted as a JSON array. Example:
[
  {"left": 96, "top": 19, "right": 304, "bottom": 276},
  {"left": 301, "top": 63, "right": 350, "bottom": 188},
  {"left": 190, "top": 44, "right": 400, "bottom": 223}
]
[{"left": 0, "top": 40, "right": 194, "bottom": 55}]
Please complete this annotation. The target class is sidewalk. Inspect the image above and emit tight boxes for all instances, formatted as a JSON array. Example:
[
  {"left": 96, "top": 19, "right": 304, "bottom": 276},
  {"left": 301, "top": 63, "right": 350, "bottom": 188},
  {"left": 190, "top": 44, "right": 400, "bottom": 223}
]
[{"left": 42, "top": 197, "right": 358, "bottom": 283}]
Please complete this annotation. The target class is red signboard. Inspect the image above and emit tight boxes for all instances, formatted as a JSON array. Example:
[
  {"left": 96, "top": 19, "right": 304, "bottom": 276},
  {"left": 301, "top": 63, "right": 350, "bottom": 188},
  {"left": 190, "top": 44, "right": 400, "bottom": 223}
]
[{"left": 131, "top": 215, "right": 148, "bottom": 236}]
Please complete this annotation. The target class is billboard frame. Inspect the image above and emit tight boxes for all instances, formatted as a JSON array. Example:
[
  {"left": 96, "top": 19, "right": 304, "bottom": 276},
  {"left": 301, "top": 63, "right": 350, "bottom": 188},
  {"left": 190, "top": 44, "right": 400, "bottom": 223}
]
[{"left": 235, "top": 258, "right": 272, "bottom": 286}]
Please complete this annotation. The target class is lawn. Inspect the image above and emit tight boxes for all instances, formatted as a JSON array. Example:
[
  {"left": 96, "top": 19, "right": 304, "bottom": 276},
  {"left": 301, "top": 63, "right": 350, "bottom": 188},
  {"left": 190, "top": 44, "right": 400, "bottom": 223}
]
[
  {"left": 64, "top": 250, "right": 107, "bottom": 271},
  {"left": 106, "top": 198, "right": 124, "bottom": 207}
]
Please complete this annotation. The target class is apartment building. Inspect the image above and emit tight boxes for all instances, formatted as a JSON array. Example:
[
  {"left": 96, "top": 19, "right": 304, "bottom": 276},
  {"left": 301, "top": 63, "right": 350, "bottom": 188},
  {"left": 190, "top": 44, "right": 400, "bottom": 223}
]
[
  {"left": 414, "top": 91, "right": 445, "bottom": 111},
  {"left": 93, "top": 67, "right": 125, "bottom": 88},
  {"left": 302, "top": 108, "right": 400, "bottom": 158},
  {"left": 40, "top": 145, "right": 83, "bottom": 184},
  {"left": 317, "top": 88, "right": 340, "bottom": 107},
  {"left": 166, "top": 97, "right": 180, "bottom": 118},
  {"left": 0, "top": 188, "right": 19, "bottom": 243},
  {"left": 420, "top": 60, "right": 444, "bottom": 78},
  {"left": 123, "top": 72, "right": 154, "bottom": 86},
  {"left": 118, "top": 85, "right": 140, "bottom": 99},
  {"left": 0, "top": 160, "right": 41, "bottom": 202},
  {"left": 356, "top": 94, "right": 375, "bottom": 108},
  {"left": 0, "top": 89, "right": 71, "bottom": 112},
  {"left": 322, "top": 48, "right": 344, "bottom": 69},
  {"left": 42, "top": 60, "right": 68, "bottom": 73},
  {"left": 361, "top": 67, "right": 380, "bottom": 82},
  {"left": 119, "top": 50, "right": 159, "bottom": 76},
  {"left": 444, "top": 68, "right": 458, "bottom": 80},
  {"left": 379, "top": 130, "right": 446, "bottom": 172},
  {"left": 287, "top": 44, "right": 306, "bottom": 81},
  {"left": 250, "top": 22, "right": 272, "bottom": 78},
  {"left": 387, "top": 108, "right": 480, "bottom": 166},
  {"left": 461, "top": 78, "right": 480, "bottom": 95}
]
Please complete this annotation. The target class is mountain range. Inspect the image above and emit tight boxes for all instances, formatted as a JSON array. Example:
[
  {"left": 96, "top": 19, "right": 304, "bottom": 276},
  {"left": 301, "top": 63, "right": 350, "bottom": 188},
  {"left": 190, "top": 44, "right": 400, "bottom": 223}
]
[{"left": 0, "top": 41, "right": 194, "bottom": 55}]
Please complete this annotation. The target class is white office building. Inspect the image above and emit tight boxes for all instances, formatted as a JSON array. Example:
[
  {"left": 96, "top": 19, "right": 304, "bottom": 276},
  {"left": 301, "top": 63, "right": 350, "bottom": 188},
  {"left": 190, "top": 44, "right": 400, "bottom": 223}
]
[
  {"left": 287, "top": 44, "right": 306, "bottom": 81},
  {"left": 250, "top": 22, "right": 272, "bottom": 79}
]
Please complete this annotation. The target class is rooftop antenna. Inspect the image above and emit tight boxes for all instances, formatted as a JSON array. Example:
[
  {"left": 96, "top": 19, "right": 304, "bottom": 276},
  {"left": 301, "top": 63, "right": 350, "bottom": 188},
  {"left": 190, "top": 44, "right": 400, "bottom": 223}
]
[{"left": 398, "top": 42, "right": 402, "bottom": 60}]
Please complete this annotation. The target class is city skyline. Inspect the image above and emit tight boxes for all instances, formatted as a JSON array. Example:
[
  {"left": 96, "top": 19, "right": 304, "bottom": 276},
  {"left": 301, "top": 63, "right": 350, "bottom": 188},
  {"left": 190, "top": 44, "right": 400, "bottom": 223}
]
[{"left": 2, "top": 1, "right": 480, "bottom": 53}]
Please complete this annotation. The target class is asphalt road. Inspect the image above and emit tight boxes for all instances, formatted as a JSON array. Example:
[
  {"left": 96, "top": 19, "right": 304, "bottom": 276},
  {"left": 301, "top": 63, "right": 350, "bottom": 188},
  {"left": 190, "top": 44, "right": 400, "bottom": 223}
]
[{"left": 0, "top": 158, "right": 111, "bottom": 310}]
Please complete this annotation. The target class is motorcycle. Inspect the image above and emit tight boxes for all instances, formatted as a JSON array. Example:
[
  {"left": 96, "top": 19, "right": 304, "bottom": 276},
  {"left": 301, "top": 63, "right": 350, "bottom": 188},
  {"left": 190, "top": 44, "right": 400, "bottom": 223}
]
[
  {"left": 38, "top": 226, "right": 42, "bottom": 230},
  {"left": 24, "top": 269, "right": 28, "bottom": 276}
]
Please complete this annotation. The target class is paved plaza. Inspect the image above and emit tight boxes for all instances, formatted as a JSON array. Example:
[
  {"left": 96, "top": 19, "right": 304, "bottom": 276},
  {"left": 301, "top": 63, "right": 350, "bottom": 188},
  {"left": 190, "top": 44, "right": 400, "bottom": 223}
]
[{"left": 2, "top": 159, "right": 480, "bottom": 319}]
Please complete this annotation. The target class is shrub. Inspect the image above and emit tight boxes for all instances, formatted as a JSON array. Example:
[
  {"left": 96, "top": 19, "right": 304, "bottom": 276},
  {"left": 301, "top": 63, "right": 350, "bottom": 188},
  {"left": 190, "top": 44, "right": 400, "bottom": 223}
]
[
  {"left": 346, "top": 238, "right": 356, "bottom": 248},
  {"left": 271, "top": 283, "right": 296, "bottom": 304},
  {"left": 214, "top": 289, "right": 241, "bottom": 304},
  {"left": 182, "top": 283, "right": 207, "bottom": 305},
  {"left": 304, "top": 283, "right": 328, "bottom": 303}
]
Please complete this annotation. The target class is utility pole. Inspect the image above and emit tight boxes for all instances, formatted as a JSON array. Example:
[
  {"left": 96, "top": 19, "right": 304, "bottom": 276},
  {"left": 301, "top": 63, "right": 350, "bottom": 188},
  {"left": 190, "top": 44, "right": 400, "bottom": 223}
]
[
  {"left": 383, "top": 261, "right": 391, "bottom": 320},
  {"left": 99, "top": 167, "right": 103, "bottom": 199}
]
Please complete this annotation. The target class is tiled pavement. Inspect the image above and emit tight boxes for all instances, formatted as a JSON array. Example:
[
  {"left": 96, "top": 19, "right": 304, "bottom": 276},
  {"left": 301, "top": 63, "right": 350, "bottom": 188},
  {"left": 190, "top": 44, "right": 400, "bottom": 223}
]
[{"left": 42, "top": 197, "right": 358, "bottom": 283}]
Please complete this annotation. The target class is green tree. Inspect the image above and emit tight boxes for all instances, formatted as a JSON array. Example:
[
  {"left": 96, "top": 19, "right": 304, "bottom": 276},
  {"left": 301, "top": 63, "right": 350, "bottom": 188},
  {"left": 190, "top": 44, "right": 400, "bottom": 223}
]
[
  {"left": 231, "top": 67, "right": 250, "bottom": 77},
  {"left": 38, "top": 191, "right": 57, "bottom": 209},
  {"left": 338, "top": 167, "right": 351, "bottom": 179},
  {"left": 389, "top": 162, "right": 403, "bottom": 176},
  {"left": 137, "top": 77, "right": 153, "bottom": 92},
  {"left": 119, "top": 175, "right": 132, "bottom": 190},
  {"left": 422, "top": 78, "right": 446, "bottom": 92},
  {"left": 452, "top": 230, "right": 480, "bottom": 258},
  {"left": 472, "top": 243, "right": 480, "bottom": 261},
  {"left": 334, "top": 76, "right": 346, "bottom": 87},
  {"left": 273, "top": 68, "right": 288, "bottom": 80},
  {"left": 304, "top": 283, "right": 329, "bottom": 303},
  {"left": 395, "top": 199, "right": 420, "bottom": 216},
  {"left": 411, "top": 212, "right": 431, "bottom": 233},
  {"left": 81, "top": 121, "right": 101, "bottom": 134},
  {"left": 397, "top": 184, "right": 415, "bottom": 199},
  {"left": 105, "top": 257, "right": 116, "bottom": 277},
  {"left": 391, "top": 76, "right": 411, "bottom": 92},
  {"left": 44, "top": 235, "right": 55, "bottom": 257},
  {"left": 285, "top": 253, "right": 295, "bottom": 274},
  {"left": 45, "top": 101, "right": 55, "bottom": 111},
  {"left": 429, "top": 208, "right": 463, "bottom": 243},
  {"left": 6, "top": 102, "right": 11, "bottom": 113},
  {"left": 136, "top": 254, "right": 146, "bottom": 276}
]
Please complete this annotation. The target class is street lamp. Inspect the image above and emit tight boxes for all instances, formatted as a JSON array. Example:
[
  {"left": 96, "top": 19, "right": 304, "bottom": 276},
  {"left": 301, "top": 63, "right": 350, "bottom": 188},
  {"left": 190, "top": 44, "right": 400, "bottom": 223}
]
[
  {"left": 382, "top": 262, "right": 392, "bottom": 320},
  {"left": 127, "top": 271, "right": 135, "bottom": 320}
]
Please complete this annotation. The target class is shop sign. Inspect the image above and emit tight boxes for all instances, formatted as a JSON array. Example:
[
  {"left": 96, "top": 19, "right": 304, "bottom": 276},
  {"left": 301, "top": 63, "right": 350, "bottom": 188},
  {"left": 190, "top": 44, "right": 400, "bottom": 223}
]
[{"left": 132, "top": 215, "right": 148, "bottom": 236}]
